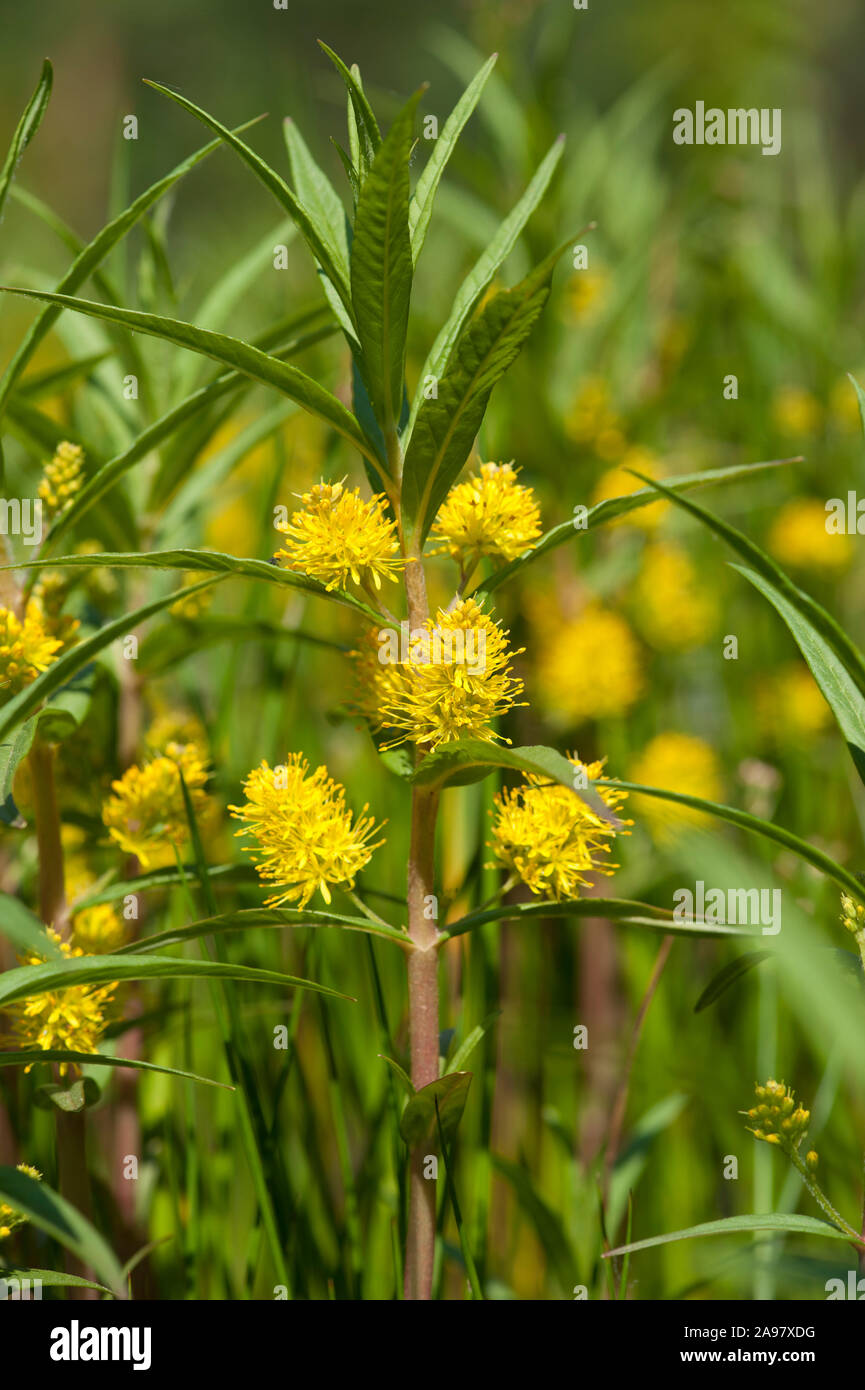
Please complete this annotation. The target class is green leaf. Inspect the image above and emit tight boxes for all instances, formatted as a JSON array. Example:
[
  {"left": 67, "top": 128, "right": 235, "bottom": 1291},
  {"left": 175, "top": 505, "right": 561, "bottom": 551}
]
[
  {"left": 411, "top": 739, "right": 619, "bottom": 825},
  {"left": 0, "top": 953, "right": 353, "bottom": 1008},
  {"left": 0, "top": 1166, "right": 126, "bottom": 1298},
  {"left": 607, "top": 1093, "right": 689, "bottom": 1235},
  {"left": 635, "top": 470, "right": 865, "bottom": 700},
  {"left": 404, "top": 135, "right": 564, "bottom": 444},
  {"left": 33, "top": 1076, "right": 101, "bottom": 1113},
  {"left": 734, "top": 563, "right": 865, "bottom": 787},
  {"left": 492, "top": 1154, "right": 574, "bottom": 1291},
  {"left": 401, "top": 240, "right": 567, "bottom": 546},
  {"left": 0, "top": 576, "right": 220, "bottom": 744},
  {"left": 694, "top": 951, "right": 773, "bottom": 1013},
  {"left": 471, "top": 457, "right": 797, "bottom": 601},
  {"left": 0, "top": 720, "right": 36, "bottom": 824},
  {"left": 378, "top": 1054, "right": 414, "bottom": 1094},
  {"left": 7, "top": 548, "right": 382, "bottom": 623},
  {"left": 440, "top": 897, "right": 750, "bottom": 944},
  {"left": 121, "top": 907, "right": 410, "bottom": 954},
  {"left": 409, "top": 53, "right": 497, "bottom": 263},
  {"left": 604, "top": 1212, "right": 855, "bottom": 1259},
  {"left": 0, "top": 60, "right": 52, "bottom": 224},
  {"left": 0, "top": 1049, "right": 232, "bottom": 1088},
  {"left": 318, "top": 43, "right": 381, "bottom": 176},
  {"left": 0, "top": 1267, "right": 113, "bottom": 1296},
  {"left": 0, "top": 286, "right": 381, "bottom": 473},
  {"left": 0, "top": 894, "right": 64, "bottom": 958},
  {"left": 351, "top": 91, "right": 419, "bottom": 440},
  {"left": 283, "top": 120, "right": 349, "bottom": 266},
  {"left": 598, "top": 777, "right": 865, "bottom": 905},
  {"left": 0, "top": 122, "right": 252, "bottom": 417},
  {"left": 447, "top": 1010, "right": 501, "bottom": 1073},
  {"left": 71, "top": 862, "right": 256, "bottom": 910},
  {"left": 399, "top": 1071, "right": 472, "bottom": 1149},
  {"left": 15, "top": 350, "right": 111, "bottom": 399},
  {"left": 143, "top": 80, "right": 354, "bottom": 319}
]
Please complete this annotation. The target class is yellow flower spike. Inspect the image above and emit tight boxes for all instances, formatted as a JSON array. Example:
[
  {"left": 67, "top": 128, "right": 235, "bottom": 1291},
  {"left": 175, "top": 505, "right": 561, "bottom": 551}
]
[
  {"left": 743, "top": 1079, "right": 810, "bottom": 1152},
  {"left": 487, "top": 754, "right": 631, "bottom": 901},
  {"left": 228, "top": 754, "right": 385, "bottom": 909},
  {"left": 102, "top": 742, "right": 209, "bottom": 869},
  {"left": 357, "top": 598, "right": 524, "bottom": 751},
  {"left": 0, "top": 602, "right": 63, "bottom": 696},
  {"left": 274, "top": 480, "right": 402, "bottom": 592},
  {"left": 430, "top": 461, "right": 542, "bottom": 566},
  {"left": 37, "top": 441, "right": 85, "bottom": 517},
  {"left": 1, "top": 930, "right": 114, "bottom": 1074},
  {"left": 0, "top": 1165, "right": 43, "bottom": 1238},
  {"left": 806, "top": 1151, "right": 819, "bottom": 1173}
]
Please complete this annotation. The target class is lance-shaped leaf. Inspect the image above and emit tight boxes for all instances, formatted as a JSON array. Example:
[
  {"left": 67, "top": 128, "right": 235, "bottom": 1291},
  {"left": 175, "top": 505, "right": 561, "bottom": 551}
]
[
  {"left": 694, "top": 951, "right": 773, "bottom": 1013},
  {"left": 318, "top": 42, "right": 381, "bottom": 177},
  {"left": 0, "top": 1167, "right": 126, "bottom": 1299},
  {"left": 0, "top": 895, "right": 64, "bottom": 959},
  {"left": 351, "top": 91, "right": 420, "bottom": 442},
  {"left": 5, "top": 548, "right": 383, "bottom": 624},
  {"left": 0, "top": 1050, "right": 231, "bottom": 1089},
  {"left": 0, "top": 60, "right": 52, "bottom": 223},
  {"left": 404, "top": 134, "right": 564, "bottom": 442},
  {"left": 143, "top": 80, "right": 354, "bottom": 321},
  {"left": 0, "top": 287, "right": 380, "bottom": 472},
  {"left": 0, "top": 577, "right": 220, "bottom": 744},
  {"left": 409, "top": 52, "right": 497, "bottom": 263},
  {"left": 411, "top": 739, "right": 619, "bottom": 825},
  {"left": 0, "top": 1268, "right": 113, "bottom": 1296},
  {"left": 440, "top": 897, "right": 750, "bottom": 944},
  {"left": 399, "top": 1071, "right": 472, "bottom": 1150},
  {"left": 604, "top": 1212, "right": 857, "bottom": 1260},
  {"left": 597, "top": 777, "right": 865, "bottom": 905},
  {"left": 0, "top": 121, "right": 258, "bottom": 416},
  {"left": 283, "top": 118, "right": 354, "bottom": 342},
  {"left": 120, "top": 907, "right": 410, "bottom": 954},
  {"left": 734, "top": 563, "right": 865, "bottom": 788},
  {"left": 401, "top": 240, "right": 568, "bottom": 547},
  {"left": 0, "top": 953, "right": 353, "bottom": 1008},
  {"left": 470, "top": 457, "right": 797, "bottom": 601}
]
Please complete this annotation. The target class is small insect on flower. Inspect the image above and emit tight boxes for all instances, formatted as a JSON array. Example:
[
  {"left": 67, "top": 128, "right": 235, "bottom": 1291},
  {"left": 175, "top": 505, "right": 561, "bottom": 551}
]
[
  {"left": 743, "top": 1079, "right": 810, "bottom": 1152},
  {"left": 1, "top": 929, "right": 115, "bottom": 1074},
  {"left": 229, "top": 754, "right": 385, "bottom": 908},
  {"left": 37, "top": 441, "right": 85, "bottom": 517},
  {"left": 430, "top": 461, "right": 542, "bottom": 567},
  {"left": 275, "top": 480, "right": 402, "bottom": 592},
  {"left": 361, "top": 598, "right": 524, "bottom": 751},
  {"left": 102, "top": 741, "right": 210, "bottom": 869},
  {"left": 0, "top": 602, "right": 63, "bottom": 697},
  {"left": 0, "top": 1165, "right": 43, "bottom": 1240},
  {"left": 488, "top": 755, "right": 631, "bottom": 901}
]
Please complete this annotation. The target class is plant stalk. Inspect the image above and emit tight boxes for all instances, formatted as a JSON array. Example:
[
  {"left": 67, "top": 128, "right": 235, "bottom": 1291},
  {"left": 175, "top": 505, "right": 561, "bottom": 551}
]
[{"left": 28, "top": 741, "right": 66, "bottom": 931}]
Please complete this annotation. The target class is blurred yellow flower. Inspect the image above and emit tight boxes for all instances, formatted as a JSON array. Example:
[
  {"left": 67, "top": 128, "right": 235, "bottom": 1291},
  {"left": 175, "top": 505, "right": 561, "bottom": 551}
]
[
  {"left": 771, "top": 386, "right": 821, "bottom": 438},
  {"left": 488, "top": 754, "right": 630, "bottom": 900},
  {"left": 431, "top": 461, "right": 541, "bottom": 566},
  {"left": 535, "top": 604, "right": 644, "bottom": 725},
  {"left": 564, "top": 268, "right": 609, "bottom": 322},
  {"left": 71, "top": 901, "right": 129, "bottom": 954},
  {"left": 632, "top": 543, "right": 718, "bottom": 650},
  {"left": 276, "top": 480, "right": 402, "bottom": 592},
  {"left": 38, "top": 441, "right": 84, "bottom": 516},
  {"left": 1, "top": 929, "right": 114, "bottom": 1073},
  {"left": 755, "top": 662, "right": 830, "bottom": 742},
  {"left": 591, "top": 447, "right": 668, "bottom": 530},
  {"left": 102, "top": 743, "right": 209, "bottom": 868},
  {"left": 171, "top": 576, "right": 214, "bottom": 620},
  {"left": 767, "top": 498, "right": 852, "bottom": 576},
  {"left": 564, "top": 376, "right": 626, "bottom": 458},
  {"left": 31, "top": 572, "right": 80, "bottom": 654},
  {"left": 0, "top": 602, "right": 62, "bottom": 696},
  {"left": 229, "top": 753, "right": 384, "bottom": 907},
  {"left": 629, "top": 732, "right": 723, "bottom": 841},
  {"left": 145, "top": 708, "right": 209, "bottom": 758}
]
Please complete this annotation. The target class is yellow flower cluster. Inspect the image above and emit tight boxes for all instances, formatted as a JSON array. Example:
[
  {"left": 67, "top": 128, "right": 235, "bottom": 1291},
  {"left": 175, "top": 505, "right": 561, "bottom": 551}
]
[
  {"left": 37, "top": 441, "right": 85, "bottom": 516},
  {"left": 2, "top": 929, "right": 114, "bottom": 1073},
  {"left": 31, "top": 571, "right": 81, "bottom": 655},
  {"left": 354, "top": 598, "right": 524, "bottom": 750},
  {"left": 629, "top": 732, "right": 722, "bottom": 842},
  {"left": 488, "top": 756, "right": 630, "bottom": 900},
  {"left": 768, "top": 498, "right": 852, "bottom": 576},
  {"left": 102, "top": 742, "right": 209, "bottom": 868},
  {"left": 229, "top": 754, "right": 385, "bottom": 907},
  {"left": 744, "top": 1079, "right": 810, "bottom": 1151},
  {"left": 755, "top": 662, "right": 830, "bottom": 742},
  {"left": 431, "top": 462, "right": 542, "bottom": 566},
  {"left": 275, "top": 480, "right": 402, "bottom": 592},
  {"left": 0, "top": 602, "right": 62, "bottom": 696},
  {"left": 771, "top": 386, "right": 821, "bottom": 438},
  {"left": 632, "top": 544, "right": 718, "bottom": 651},
  {"left": 0, "top": 1165, "right": 42, "bottom": 1240},
  {"left": 534, "top": 603, "right": 644, "bottom": 725}
]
